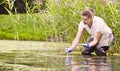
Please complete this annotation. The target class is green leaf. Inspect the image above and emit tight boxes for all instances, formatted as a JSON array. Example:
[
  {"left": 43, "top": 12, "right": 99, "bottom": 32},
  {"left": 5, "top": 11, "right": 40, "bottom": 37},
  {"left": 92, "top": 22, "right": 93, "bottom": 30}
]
[{"left": 0, "top": 0, "right": 6, "bottom": 5}]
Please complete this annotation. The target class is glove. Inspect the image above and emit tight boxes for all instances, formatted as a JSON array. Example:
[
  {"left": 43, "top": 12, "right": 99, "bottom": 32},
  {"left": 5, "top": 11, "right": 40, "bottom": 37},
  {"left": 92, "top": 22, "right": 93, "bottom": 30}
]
[
  {"left": 79, "top": 43, "right": 90, "bottom": 48},
  {"left": 65, "top": 47, "right": 74, "bottom": 53}
]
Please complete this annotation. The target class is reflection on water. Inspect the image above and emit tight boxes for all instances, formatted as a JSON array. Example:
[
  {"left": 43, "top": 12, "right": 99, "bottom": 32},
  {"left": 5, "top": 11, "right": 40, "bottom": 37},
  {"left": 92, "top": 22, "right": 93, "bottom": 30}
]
[
  {"left": 0, "top": 50, "right": 120, "bottom": 71},
  {"left": 65, "top": 56, "right": 113, "bottom": 71}
]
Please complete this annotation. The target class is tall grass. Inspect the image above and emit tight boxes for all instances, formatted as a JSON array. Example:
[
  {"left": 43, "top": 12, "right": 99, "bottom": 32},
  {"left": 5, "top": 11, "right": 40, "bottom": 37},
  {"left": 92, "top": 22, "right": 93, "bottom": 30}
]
[
  {"left": 0, "top": 0, "right": 6, "bottom": 5},
  {"left": 0, "top": 0, "right": 120, "bottom": 53}
]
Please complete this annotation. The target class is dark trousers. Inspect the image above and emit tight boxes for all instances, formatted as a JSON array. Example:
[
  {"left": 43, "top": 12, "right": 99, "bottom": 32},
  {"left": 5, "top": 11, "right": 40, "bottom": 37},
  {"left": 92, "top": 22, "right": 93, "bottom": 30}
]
[{"left": 81, "top": 37, "right": 109, "bottom": 56}]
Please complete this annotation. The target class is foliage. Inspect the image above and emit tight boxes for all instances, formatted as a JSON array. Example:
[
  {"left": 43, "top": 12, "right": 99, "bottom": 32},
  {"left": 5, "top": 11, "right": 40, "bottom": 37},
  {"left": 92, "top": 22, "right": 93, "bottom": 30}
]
[
  {"left": 0, "top": 0, "right": 47, "bottom": 14},
  {"left": 0, "top": 0, "right": 120, "bottom": 53},
  {"left": 0, "top": 0, "right": 6, "bottom": 5}
]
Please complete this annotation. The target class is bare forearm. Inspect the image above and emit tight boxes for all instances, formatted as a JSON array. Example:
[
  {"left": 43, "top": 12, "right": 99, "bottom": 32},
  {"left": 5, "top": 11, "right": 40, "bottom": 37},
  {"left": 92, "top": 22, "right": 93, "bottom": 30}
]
[
  {"left": 89, "top": 32, "right": 101, "bottom": 47},
  {"left": 89, "top": 40, "right": 97, "bottom": 47},
  {"left": 70, "top": 29, "right": 83, "bottom": 49},
  {"left": 71, "top": 38, "right": 80, "bottom": 49}
]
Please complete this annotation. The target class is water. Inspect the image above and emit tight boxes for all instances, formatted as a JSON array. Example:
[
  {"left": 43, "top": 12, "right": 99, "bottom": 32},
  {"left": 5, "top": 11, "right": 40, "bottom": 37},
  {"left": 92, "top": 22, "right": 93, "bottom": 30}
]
[{"left": 0, "top": 50, "right": 120, "bottom": 71}]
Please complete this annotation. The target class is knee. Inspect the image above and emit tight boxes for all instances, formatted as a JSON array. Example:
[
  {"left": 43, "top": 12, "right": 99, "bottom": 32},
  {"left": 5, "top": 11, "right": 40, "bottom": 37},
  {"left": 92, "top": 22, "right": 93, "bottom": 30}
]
[{"left": 96, "top": 48, "right": 106, "bottom": 56}]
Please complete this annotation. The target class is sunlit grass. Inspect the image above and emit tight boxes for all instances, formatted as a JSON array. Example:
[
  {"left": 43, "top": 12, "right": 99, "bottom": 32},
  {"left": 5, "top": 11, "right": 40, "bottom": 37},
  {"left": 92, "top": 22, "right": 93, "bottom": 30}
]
[{"left": 0, "top": 0, "right": 120, "bottom": 53}]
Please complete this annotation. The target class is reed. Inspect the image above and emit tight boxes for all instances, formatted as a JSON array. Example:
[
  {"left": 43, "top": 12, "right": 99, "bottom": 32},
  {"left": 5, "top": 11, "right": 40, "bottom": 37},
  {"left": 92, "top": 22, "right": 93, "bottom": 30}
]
[{"left": 0, "top": 0, "right": 120, "bottom": 53}]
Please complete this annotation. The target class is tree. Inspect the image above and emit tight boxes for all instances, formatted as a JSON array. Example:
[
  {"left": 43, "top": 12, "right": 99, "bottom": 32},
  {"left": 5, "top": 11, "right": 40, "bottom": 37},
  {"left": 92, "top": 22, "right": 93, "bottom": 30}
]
[{"left": 0, "top": 0, "right": 47, "bottom": 14}]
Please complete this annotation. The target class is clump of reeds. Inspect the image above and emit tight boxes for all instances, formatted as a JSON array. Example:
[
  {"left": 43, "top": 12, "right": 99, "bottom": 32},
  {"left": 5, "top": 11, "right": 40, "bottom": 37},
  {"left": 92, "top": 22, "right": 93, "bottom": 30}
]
[{"left": 1, "top": 0, "right": 120, "bottom": 53}]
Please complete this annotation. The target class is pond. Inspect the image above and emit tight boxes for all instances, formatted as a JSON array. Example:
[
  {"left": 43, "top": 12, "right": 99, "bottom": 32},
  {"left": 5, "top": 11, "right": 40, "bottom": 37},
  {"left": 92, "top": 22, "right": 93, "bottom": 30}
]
[
  {"left": 0, "top": 50, "right": 120, "bottom": 71},
  {"left": 0, "top": 41, "right": 120, "bottom": 71}
]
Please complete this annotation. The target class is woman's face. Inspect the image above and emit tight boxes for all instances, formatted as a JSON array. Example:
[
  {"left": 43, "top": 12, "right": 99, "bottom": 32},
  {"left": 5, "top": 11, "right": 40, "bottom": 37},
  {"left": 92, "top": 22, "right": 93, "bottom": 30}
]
[{"left": 81, "top": 16, "right": 93, "bottom": 25}]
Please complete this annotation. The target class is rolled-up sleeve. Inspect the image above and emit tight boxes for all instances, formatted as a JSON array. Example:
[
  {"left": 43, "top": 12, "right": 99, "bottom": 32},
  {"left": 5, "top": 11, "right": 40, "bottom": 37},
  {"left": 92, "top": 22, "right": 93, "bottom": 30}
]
[{"left": 78, "top": 21, "right": 85, "bottom": 31}]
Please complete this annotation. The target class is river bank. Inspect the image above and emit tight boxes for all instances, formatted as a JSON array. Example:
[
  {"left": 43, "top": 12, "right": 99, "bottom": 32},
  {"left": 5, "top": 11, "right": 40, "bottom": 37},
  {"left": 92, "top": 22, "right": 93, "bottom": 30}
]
[{"left": 0, "top": 40, "right": 70, "bottom": 51}]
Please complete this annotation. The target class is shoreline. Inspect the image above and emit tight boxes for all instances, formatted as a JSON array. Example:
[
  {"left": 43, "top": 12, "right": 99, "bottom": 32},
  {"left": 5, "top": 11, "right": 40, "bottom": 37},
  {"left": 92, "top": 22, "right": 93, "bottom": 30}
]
[{"left": 0, "top": 40, "right": 70, "bottom": 50}]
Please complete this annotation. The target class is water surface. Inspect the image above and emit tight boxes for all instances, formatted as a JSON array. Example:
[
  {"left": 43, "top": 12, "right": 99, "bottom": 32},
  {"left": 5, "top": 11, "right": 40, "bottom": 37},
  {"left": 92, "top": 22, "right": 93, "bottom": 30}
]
[{"left": 0, "top": 50, "right": 120, "bottom": 71}]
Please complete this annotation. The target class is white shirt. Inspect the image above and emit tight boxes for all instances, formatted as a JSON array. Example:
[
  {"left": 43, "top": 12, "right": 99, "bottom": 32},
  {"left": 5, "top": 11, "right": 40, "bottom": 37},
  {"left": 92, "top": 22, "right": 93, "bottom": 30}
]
[{"left": 78, "top": 16, "right": 112, "bottom": 36}]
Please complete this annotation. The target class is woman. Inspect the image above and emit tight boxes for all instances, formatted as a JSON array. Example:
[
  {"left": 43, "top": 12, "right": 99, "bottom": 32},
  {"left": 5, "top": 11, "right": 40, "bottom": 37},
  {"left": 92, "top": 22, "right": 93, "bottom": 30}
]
[{"left": 65, "top": 8, "right": 114, "bottom": 56}]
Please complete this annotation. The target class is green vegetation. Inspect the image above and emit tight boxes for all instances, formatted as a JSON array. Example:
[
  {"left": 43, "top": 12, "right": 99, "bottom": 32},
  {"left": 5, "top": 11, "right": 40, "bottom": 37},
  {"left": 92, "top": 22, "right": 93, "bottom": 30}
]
[
  {"left": 0, "top": 52, "right": 17, "bottom": 64},
  {"left": 0, "top": 0, "right": 5, "bottom": 5},
  {"left": 0, "top": 0, "right": 120, "bottom": 53}
]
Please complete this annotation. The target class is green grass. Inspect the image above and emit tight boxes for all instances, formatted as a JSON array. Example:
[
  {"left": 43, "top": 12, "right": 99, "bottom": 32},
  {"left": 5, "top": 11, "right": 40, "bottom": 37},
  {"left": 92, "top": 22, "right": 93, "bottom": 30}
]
[{"left": 0, "top": 0, "right": 120, "bottom": 53}]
